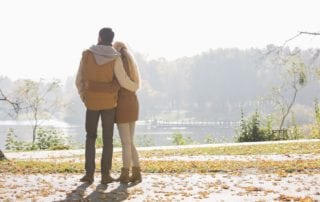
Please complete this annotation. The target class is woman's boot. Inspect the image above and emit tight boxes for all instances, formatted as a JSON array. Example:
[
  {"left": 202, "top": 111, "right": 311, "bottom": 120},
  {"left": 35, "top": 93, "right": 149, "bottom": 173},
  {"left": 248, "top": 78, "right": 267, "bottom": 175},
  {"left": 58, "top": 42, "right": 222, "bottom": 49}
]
[
  {"left": 130, "top": 167, "right": 142, "bottom": 183},
  {"left": 116, "top": 167, "right": 130, "bottom": 183}
]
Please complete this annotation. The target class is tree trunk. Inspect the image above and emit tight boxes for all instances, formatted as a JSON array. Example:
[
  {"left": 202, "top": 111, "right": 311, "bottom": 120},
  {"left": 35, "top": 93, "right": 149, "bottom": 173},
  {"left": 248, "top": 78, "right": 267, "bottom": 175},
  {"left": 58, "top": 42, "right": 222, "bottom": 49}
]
[
  {"left": 0, "top": 149, "right": 7, "bottom": 161},
  {"left": 279, "top": 86, "right": 298, "bottom": 130},
  {"left": 32, "top": 125, "right": 37, "bottom": 143},
  {"left": 32, "top": 107, "right": 38, "bottom": 144}
]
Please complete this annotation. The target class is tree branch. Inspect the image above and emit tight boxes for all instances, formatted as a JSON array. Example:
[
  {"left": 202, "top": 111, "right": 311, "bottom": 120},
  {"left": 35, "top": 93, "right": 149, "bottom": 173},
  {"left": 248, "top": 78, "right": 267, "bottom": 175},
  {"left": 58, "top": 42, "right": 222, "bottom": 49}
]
[
  {"left": 279, "top": 84, "right": 298, "bottom": 130},
  {"left": 0, "top": 88, "right": 20, "bottom": 114},
  {"left": 298, "top": 31, "right": 320, "bottom": 36},
  {"left": 263, "top": 31, "right": 320, "bottom": 57},
  {"left": 282, "top": 32, "right": 302, "bottom": 47}
]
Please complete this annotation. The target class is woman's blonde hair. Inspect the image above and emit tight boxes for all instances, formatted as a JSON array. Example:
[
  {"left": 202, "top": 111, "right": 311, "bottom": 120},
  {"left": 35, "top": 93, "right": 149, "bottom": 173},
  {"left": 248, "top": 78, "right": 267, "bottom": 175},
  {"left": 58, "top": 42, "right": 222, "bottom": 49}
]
[{"left": 113, "top": 41, "right": 140, "bottom": 87}]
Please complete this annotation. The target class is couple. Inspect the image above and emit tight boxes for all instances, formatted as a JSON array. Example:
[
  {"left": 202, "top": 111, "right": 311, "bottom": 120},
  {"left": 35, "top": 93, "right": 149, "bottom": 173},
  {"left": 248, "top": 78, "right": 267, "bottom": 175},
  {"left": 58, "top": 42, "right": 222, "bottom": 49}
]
[{"left": 75, "top": 27, "right": 141, "bottom": 185}]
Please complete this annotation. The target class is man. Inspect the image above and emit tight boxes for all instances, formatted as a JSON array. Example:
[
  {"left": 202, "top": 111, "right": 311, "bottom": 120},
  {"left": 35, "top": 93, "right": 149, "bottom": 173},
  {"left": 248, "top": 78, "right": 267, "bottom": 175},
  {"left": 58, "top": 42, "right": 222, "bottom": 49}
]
[{"left": 76, "top": 27, "right": 138, "bottom": 184}]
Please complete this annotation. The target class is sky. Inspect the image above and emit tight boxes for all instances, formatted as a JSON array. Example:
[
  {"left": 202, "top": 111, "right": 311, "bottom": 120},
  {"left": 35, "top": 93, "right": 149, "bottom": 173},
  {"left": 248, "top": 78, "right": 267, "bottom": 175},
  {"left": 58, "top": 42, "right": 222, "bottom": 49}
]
[{"left": 0, "top": 0, "right": 320, "bottom": 81}]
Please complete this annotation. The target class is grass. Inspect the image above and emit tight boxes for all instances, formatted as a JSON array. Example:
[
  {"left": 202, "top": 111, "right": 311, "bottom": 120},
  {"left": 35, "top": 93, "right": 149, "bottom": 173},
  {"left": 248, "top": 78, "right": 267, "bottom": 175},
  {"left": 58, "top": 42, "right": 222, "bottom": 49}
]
[
  {"left": 1, "top": 159, "right": 319, "bottom": 175},
  {"left": 1, "top": 141, "right": 319, "bottom": 175},
  {"left": 112, "top": 141, "right": 320, "bottom": 158}
]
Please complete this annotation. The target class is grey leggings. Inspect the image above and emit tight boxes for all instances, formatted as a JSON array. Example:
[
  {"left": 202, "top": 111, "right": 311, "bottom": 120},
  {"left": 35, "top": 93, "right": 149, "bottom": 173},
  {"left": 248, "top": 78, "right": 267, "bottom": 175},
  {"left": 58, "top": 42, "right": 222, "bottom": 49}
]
[{"left": 117, "top": 122, "right": 140, "bottom": 168}]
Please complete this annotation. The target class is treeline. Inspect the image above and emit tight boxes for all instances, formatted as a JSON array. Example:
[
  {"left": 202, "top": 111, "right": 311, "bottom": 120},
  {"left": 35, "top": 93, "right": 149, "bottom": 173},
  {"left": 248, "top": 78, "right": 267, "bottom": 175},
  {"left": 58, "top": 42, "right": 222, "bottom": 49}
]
[
  {"left": 1, "top": 46, "right": 319, "bottom": 126},
  {"left": 135, "top": 46, "right": 320, "bottom": 124}
]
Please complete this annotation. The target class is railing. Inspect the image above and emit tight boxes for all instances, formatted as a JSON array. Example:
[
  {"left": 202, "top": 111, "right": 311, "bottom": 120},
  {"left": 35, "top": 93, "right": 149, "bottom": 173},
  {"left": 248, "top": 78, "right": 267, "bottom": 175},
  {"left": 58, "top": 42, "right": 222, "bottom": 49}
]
[
  {"left": 140, "top": 120, "right": 240, "bottom": 129},
  {"left": 272, "top": 129, "right": 288, "bottom": 140}
]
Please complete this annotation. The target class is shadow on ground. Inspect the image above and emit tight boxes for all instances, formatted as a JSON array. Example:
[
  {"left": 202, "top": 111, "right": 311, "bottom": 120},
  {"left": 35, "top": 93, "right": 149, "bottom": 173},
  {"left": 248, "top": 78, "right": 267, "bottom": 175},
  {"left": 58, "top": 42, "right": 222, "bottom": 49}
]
[{"left": 56, "top": 181, "right": 140, "bottom": 202}]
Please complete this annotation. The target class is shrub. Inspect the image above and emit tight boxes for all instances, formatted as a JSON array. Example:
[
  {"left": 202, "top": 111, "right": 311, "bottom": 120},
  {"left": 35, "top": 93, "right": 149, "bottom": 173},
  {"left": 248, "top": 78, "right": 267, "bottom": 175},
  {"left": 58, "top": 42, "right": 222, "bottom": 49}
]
[
  {"left": 5, "top": 127, "right": 70, "bottom": 151},
  {"left": 287, "top": 113, "right": 302, "bottom": 139},
  {"left": 312, "top": 99, "right": 320, "bottom": 139},
  {"left": 204, "top": 134, "right": 216, "bottom": 144},
  {"left": 5, "top": 128, "right": 29, "bottom": 151},
  {"left": 135, "top": 134, "right": 155, "bottom": 147},
  {"left": 34, "top": 127, "right": 70, "bottom": 150},
  {"left": 236, "top": 110, "right": 267, "bottom": 142},
  {"left": 5, "top": 128, "right": 19, "bottom": 151},
  {"left": 172, "top": 132, "right": 194, "bottom": 145}
]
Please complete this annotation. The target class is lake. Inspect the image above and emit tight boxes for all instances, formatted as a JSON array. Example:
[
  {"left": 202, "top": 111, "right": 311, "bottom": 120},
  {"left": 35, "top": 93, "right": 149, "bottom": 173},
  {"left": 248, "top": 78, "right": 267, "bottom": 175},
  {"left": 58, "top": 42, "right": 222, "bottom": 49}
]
[{"left": 0, "top": 119, "right": 238, "bottom": 150}]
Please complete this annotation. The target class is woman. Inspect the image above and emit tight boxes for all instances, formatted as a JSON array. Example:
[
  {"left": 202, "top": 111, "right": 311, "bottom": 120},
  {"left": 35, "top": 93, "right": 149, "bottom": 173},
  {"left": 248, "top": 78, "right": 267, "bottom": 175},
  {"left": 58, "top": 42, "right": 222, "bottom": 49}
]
[
  {"left": 87, "top": 41, "right": 141, "bottom": 183},
  {"left": 113, "top": 41, "right": 142, "bottom": 183}
]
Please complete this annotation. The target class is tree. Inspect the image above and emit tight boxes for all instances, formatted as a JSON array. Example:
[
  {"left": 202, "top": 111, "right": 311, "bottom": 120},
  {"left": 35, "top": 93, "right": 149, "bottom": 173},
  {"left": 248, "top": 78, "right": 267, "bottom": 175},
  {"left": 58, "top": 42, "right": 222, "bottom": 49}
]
[
  {"left": 271, "top": 54, "right": 307, "bottom": 130},
  {"left": 262, "top": 31, "right": 318, "bottom": 130},
  {"left": 0, "top": 87, "right": 20, "bottom": 160},
  {"left": 14, "top": 79, "right": 62, "bottom": 143}
]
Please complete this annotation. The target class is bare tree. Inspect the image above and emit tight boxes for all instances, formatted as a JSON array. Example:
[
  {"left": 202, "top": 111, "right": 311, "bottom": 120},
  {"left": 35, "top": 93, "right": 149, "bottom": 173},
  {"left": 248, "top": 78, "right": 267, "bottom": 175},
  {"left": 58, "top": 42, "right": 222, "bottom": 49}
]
[
  {"left": 14, "top": 79, "right": 62, "bottom": 143},
  {"left": 0, "top": 88, "right": 20, "bottom": 160},
  {"left": 271, "top": 54, "right": 307, "bottom": 130},
  {"left": 261, "top": 31, "right": 317, "bottom": 131}
]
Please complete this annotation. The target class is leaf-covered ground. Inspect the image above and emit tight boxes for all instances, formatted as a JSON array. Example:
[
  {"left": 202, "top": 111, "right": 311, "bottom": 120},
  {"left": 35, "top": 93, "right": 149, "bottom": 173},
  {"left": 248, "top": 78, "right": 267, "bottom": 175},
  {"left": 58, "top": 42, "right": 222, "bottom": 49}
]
[
  {"left": 0, "top": 173, "right": 319, "bottom": 201},
  {"left": 1, "top": 139, "right": 320, "bottom": 201}
]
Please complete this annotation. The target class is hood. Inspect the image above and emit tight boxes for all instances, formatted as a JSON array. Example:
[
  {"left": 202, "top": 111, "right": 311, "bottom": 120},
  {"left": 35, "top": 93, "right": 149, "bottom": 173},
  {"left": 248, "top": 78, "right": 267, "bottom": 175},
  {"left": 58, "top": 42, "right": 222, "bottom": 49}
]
[{"left": 88, "top": 45, "right": 120, "bottom": 65}]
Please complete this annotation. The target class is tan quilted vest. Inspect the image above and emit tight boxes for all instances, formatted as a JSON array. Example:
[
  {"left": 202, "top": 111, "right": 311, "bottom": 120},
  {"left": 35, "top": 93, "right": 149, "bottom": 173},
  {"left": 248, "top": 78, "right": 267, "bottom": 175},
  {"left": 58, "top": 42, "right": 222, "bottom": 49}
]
[{"left": 82, "top": 50, "right": 118, "bottom": 110}]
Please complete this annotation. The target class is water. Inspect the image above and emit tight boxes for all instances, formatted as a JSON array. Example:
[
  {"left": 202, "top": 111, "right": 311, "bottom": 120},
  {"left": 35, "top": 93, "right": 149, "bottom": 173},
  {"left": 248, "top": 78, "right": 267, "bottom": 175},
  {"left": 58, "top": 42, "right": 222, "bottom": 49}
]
[{"left": 0, "top": 120, "right": 237, "bottom": 150}]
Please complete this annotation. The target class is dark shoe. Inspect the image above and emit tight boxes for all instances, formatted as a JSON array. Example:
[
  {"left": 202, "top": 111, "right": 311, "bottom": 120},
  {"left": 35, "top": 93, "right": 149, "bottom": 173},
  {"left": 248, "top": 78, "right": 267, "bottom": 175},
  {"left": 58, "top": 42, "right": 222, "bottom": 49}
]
[
  {"left": 116, "top": 168, "right": 130, "bottom": 183},
  {"left": 130, "top": 167, "right": 142, "bottom": 183},
  {"left": 101, "top": 174, "right": 114, "bottom": 184},
  {"left": 80, "top": 174, "right": 94, "bottom": 183}
]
